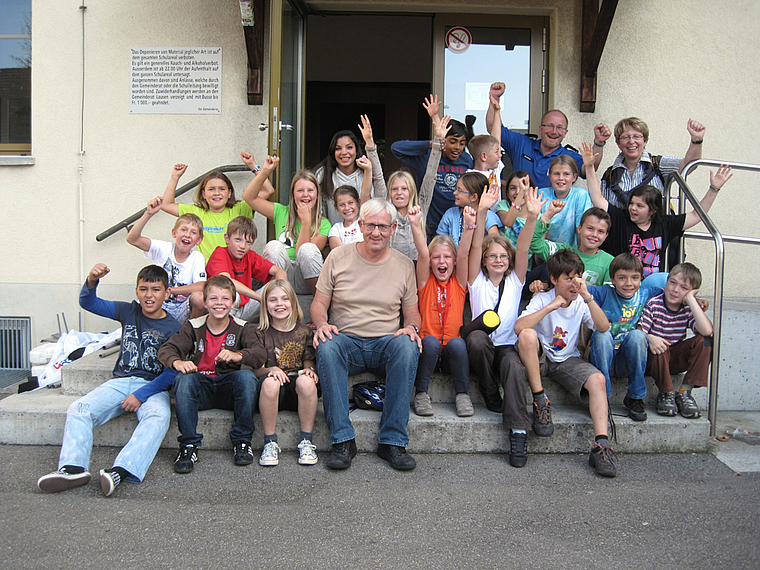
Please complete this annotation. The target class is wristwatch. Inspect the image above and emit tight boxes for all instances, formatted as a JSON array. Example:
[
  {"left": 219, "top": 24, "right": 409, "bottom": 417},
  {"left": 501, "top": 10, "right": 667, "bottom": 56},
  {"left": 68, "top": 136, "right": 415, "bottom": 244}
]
[{"left": 409, "top": 324, "right": 420, "bottom": 334}]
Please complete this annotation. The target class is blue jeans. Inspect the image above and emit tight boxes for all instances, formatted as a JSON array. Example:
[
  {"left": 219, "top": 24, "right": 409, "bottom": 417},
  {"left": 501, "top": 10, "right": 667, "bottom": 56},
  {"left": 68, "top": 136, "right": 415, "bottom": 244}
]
[
  {"left": 58, "top": 376, "right": 170, "bottom": 483},
  {"left": 316, "top": 333, "right": 419, "bottom": 447},
  {"left": 174, "top": 370, "right": 259, "bottom": 446},
  {"left": 415, "top": 335, "right": 469, "bottom": 394},
  {"left": 588, "top": 329, "right": 648, "bottom": 399}
]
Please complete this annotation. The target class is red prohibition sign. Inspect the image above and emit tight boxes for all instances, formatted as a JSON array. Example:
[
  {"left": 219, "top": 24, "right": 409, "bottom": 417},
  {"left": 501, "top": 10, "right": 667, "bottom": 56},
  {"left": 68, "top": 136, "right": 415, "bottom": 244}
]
[{"left": 446, "top": 26, "right": 472, "bottom": 54}]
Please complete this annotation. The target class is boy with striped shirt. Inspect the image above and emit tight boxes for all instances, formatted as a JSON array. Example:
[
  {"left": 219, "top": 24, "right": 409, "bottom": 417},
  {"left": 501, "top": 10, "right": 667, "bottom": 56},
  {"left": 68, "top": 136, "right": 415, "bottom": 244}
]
[{"left": 637, "top": 263, "right": 713, "bottom": 418}]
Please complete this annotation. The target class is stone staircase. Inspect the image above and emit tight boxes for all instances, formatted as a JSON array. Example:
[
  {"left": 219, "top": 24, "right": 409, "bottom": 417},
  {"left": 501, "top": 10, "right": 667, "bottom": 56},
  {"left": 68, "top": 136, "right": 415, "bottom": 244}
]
[{"left": 0, "top": 347, "right": 710, "bottom": 455}]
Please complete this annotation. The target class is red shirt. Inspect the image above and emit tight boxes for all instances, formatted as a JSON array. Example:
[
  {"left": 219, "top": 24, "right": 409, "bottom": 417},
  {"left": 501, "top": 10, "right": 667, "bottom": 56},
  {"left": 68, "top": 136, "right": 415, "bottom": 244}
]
[
  {"left": 196, "top": 325, "right": 229, "bottom": 377},
  {"left": 206, "top": 247, "right": 275, "bottom": 306}
]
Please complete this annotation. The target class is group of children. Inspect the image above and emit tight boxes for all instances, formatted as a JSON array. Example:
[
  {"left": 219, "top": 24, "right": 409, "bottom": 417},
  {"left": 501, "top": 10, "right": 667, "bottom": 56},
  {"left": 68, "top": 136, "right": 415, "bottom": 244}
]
[{"left": 37, "top": 94, "right": 728, "bottom": 494}]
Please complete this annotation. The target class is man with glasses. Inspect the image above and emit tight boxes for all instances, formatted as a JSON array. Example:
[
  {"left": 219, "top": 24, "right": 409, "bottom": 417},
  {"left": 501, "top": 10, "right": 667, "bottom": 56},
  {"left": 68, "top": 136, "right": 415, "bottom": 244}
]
[
  {"left": 311, "top": 199, "right": 423, "bottom": 471},
  {"left": 485, "top": 81, "right": 609, "bottom": 188}
]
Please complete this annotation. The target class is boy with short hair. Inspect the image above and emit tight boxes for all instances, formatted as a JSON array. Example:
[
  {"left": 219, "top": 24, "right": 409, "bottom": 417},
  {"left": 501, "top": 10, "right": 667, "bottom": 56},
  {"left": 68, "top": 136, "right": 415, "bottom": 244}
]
[
  {"left": 37, "top": 264, "right": 181, "bottom": 497},
  {"left": 127, "top": 196, "right": 207, "bottom": 323},
  {"left": 436, "top": 171, "right": 502, "bottom": 246},
  {"left": 588, "top": 253, "right": 661, "bottom": 422},
  {"left": 512, "top": 249, "right": 615, "bottom": 476},
  {"left": 638, "top": 263, "right": 713, "bottom": 418},
  {"left": 528, "top": 206, "right": 615, "bottom": 289},
  {"left": 205, "top": 216, "right": 286, "bottom": 321},
  {"left": 468, "top": 134, "right": 504, "bottom": 190},
  {"left": 391, "top": 94, "right": 474, "bottom": 239},
  {"left": 158, "top": 275, "right": 267, "bottom": 473}
]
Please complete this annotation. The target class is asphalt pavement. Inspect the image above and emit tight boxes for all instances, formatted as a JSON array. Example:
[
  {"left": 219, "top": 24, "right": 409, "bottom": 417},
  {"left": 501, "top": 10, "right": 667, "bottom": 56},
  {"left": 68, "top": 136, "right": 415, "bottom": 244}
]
[{"left": 2, "top": 444, "right": 759, "bottom": 569}]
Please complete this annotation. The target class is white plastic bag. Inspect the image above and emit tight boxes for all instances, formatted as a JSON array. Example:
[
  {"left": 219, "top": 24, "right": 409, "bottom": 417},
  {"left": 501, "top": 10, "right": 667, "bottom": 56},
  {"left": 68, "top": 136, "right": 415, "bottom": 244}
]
[{"left": 36, "top": 328, "right": 122, "bottom": 389}]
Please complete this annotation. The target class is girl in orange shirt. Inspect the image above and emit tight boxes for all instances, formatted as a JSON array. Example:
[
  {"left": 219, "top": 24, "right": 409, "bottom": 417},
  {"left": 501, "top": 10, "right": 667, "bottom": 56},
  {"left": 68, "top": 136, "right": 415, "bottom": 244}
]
[{"left": 408, "top": 204, "right": 475, "bottom": 417}]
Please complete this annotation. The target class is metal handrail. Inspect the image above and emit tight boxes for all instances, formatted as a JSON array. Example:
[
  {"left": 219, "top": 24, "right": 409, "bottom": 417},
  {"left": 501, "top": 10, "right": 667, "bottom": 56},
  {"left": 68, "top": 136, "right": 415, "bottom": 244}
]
[
  {"left": 95, "top": 165, "right": 252, "bottom": 242},
  {"left": 665, "top": 159, "right": 760, "bottom": 436}
]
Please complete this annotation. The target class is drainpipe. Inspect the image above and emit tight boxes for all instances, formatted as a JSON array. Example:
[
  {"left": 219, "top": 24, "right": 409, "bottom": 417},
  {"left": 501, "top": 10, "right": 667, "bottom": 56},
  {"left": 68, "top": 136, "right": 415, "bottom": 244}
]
[{"left": 78, "top": 4, "right": 87, "bottom": 331}]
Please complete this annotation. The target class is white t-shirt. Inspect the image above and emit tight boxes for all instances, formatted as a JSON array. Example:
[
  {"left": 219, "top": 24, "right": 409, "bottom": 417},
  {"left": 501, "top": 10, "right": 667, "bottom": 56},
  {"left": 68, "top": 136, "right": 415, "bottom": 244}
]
[
  {"left": 519, "top": 289, "right": 596, "bottom": 362},
  {"left": 328, "top": 219, "right": 363, "bottom": 244},
  {"left": 145, "top": 239, "right": 206, "bottom": 305},
  {"left": 468, "top": 270, "right": 523, "bottom": 346}
]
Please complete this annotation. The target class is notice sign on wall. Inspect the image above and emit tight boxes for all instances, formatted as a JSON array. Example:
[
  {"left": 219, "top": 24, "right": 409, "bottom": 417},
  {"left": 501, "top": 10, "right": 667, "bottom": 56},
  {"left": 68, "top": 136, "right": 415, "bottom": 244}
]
[{"left": 130, "top": 47, "right": 222, "bottom": 114}]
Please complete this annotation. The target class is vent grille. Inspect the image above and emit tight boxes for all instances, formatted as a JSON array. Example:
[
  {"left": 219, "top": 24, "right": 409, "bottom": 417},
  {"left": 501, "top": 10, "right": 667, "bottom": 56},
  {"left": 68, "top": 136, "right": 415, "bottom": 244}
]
[{"left": 0, "top": 317, "right": 32, "bottom": 370}]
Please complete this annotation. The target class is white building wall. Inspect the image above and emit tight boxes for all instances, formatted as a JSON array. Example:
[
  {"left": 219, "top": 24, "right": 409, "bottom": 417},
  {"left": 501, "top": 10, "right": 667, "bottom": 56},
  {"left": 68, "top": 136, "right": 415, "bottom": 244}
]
[{"left": 1, "top": 0, "right": 758, "bottom": 344}]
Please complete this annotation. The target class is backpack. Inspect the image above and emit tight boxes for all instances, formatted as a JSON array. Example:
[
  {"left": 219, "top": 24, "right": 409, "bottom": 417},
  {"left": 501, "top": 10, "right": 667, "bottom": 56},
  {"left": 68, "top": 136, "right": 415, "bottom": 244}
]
[{"left": 601, "top": 154, "right": 665, "bottom": 207}]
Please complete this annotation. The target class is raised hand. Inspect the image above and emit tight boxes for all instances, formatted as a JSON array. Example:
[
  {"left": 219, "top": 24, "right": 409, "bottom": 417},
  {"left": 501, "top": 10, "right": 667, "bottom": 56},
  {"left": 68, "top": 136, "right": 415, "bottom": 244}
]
[
  {"left": 358, "top": 114, "right": 374, "bottom": 146},
  {"left": 489, "top": 82, "right": 506, "bottom": 99},
  {"left": 408, "top": 204, "right": 423, "bottom": 225},
  {"left": 240, "top": 151, "right": 258, "bottom": 170},
  {"left": 580, "top": 141, "right": 599, "bottom": 169},
  {"left": 435, "top": 115, "right": 452, "bottom": 140},
  {"left": 462, "top": 205, "right": 477, "bottom": 227},
  {"left": 594, "top": 123, "right": 611, "bottom": 145},
  {"left": 479, "top": 181, "right": 500, "bottom": 211},
  {"left": 524, "top": 186, "right": 548, "bottom": 218},
  {"left": 262, "top": 154, "right": 280, "bottom": 174},
  {"left": 171, "top": 164, "right": 188, "bottom": 178},
  {"left": 88, "top": 263, "right": 110, "bottom": 285},
  {"left": 709, "top": 164, "right": 732, "bottom": 190},
  {"left": 687, "top": 118, "right": 705, "bottom": 142},
  {"left": 423, "top": 94, "right": 442, "bottom": 119},
  {"left": 146, "top": 196, "right": 163, "bottom": 216}
]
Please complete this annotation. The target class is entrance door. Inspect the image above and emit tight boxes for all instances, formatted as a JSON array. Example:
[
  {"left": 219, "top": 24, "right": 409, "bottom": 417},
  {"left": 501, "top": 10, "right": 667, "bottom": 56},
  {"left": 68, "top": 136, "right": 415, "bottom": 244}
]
[
  {"left": 433, "top": 14, "right": 547, "bottom": 136},
  {"left": 267, "top": 0, "right": 305, "bottom": 202}
]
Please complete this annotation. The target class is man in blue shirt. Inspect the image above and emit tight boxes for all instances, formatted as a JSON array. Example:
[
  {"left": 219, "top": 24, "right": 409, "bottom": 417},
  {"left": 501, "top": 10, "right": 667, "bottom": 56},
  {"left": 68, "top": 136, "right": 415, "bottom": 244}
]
[{"left": 485, "top": 82, "right": 609, "bottom": 188}]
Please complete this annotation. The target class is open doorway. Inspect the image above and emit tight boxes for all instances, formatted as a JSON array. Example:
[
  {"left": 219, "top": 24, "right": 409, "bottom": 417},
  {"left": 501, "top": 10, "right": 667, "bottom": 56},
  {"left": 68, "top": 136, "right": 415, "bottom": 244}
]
[{"left": 304, "top": 13, "right": 433, "bottom": 175}]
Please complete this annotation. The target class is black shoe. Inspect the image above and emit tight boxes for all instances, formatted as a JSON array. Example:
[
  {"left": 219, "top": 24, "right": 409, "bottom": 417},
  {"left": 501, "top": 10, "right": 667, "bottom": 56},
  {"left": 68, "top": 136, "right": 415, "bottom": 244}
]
[
  {"left": 623, "top": 396, "right": 648, "bottom": 421},
  {"left": 508, "top": 432, "right": 528, "bottom": 468},
  {"left": 532, "top": 396, "right": 554, "bottom": 436},
  {"left": 485, "top": 397, "right": 503, "bottom": 413},
  {"left": 174, "top": 445, "right": 199, "bottom": 473},
  {"left": 589, "top": 442, "right": 618, "bottom": 477},
  {"left": 326, "top": 439, "right": 357, "bottom": 470},
  {"left": 377, "top": 444, "right": 416, "bottom": 471},
  {"left": 233, "top": 442, "right": 254, "bottom": 466}
]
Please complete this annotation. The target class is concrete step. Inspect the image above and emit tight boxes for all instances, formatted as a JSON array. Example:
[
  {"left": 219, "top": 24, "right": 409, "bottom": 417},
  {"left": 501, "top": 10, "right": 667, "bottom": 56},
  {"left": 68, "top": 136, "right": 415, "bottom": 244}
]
[
  {"left": 0, "top": 387, "right": 709, "bottom": 454},
  {"left": 60, "top": 350, "right": 696, "bottom": 408}
]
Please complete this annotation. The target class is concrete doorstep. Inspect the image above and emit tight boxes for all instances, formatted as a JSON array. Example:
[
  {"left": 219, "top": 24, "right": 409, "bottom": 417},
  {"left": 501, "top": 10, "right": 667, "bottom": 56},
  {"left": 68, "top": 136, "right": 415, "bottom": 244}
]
[{"left": 0, "top": 350, "right": 710, "bottom": 455}]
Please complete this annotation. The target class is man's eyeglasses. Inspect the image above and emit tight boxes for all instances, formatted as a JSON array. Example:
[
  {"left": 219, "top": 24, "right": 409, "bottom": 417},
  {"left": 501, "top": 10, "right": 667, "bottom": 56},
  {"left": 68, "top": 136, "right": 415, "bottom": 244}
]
[
  {"left": 540, "top": 124, "right": 567, "bottom": 133},
  {"left": 363, "top": 223, "right": 394, "bottom": 234}
]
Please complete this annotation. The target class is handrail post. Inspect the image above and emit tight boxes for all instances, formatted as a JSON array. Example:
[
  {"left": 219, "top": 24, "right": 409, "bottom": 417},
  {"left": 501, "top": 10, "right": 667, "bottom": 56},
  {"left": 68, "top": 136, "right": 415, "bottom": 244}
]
[{"left": 671, "top": 171, "right": 726, "bottom": 437}]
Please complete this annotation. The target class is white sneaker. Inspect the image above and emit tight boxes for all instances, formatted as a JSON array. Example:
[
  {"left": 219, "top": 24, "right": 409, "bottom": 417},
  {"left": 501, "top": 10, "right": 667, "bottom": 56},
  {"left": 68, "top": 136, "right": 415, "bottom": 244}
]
[
  {"left": 297, "top": 439, "right": 318, "bottom": 465},
  {"left": 259, "top": 441, "right": 281, "bottom": 466},
  {"left": 37, "top": 468, "right": 91, "bottom": 493}
]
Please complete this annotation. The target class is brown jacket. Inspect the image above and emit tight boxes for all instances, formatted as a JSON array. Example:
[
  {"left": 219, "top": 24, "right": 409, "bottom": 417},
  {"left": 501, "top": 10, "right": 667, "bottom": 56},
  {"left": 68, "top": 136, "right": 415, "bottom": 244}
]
[{"left": 158, "top": 315, "right": 266, "bottom": 376}]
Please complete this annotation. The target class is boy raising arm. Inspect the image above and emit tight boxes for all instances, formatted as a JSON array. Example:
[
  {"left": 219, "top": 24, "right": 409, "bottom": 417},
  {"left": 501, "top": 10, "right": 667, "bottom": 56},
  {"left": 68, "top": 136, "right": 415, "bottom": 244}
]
[
  {"left": 127, "top": 196, "right": 207, "bottom": 322},
  {"left": 37, "top": 264, "right": 181, "bottom": 496}
]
